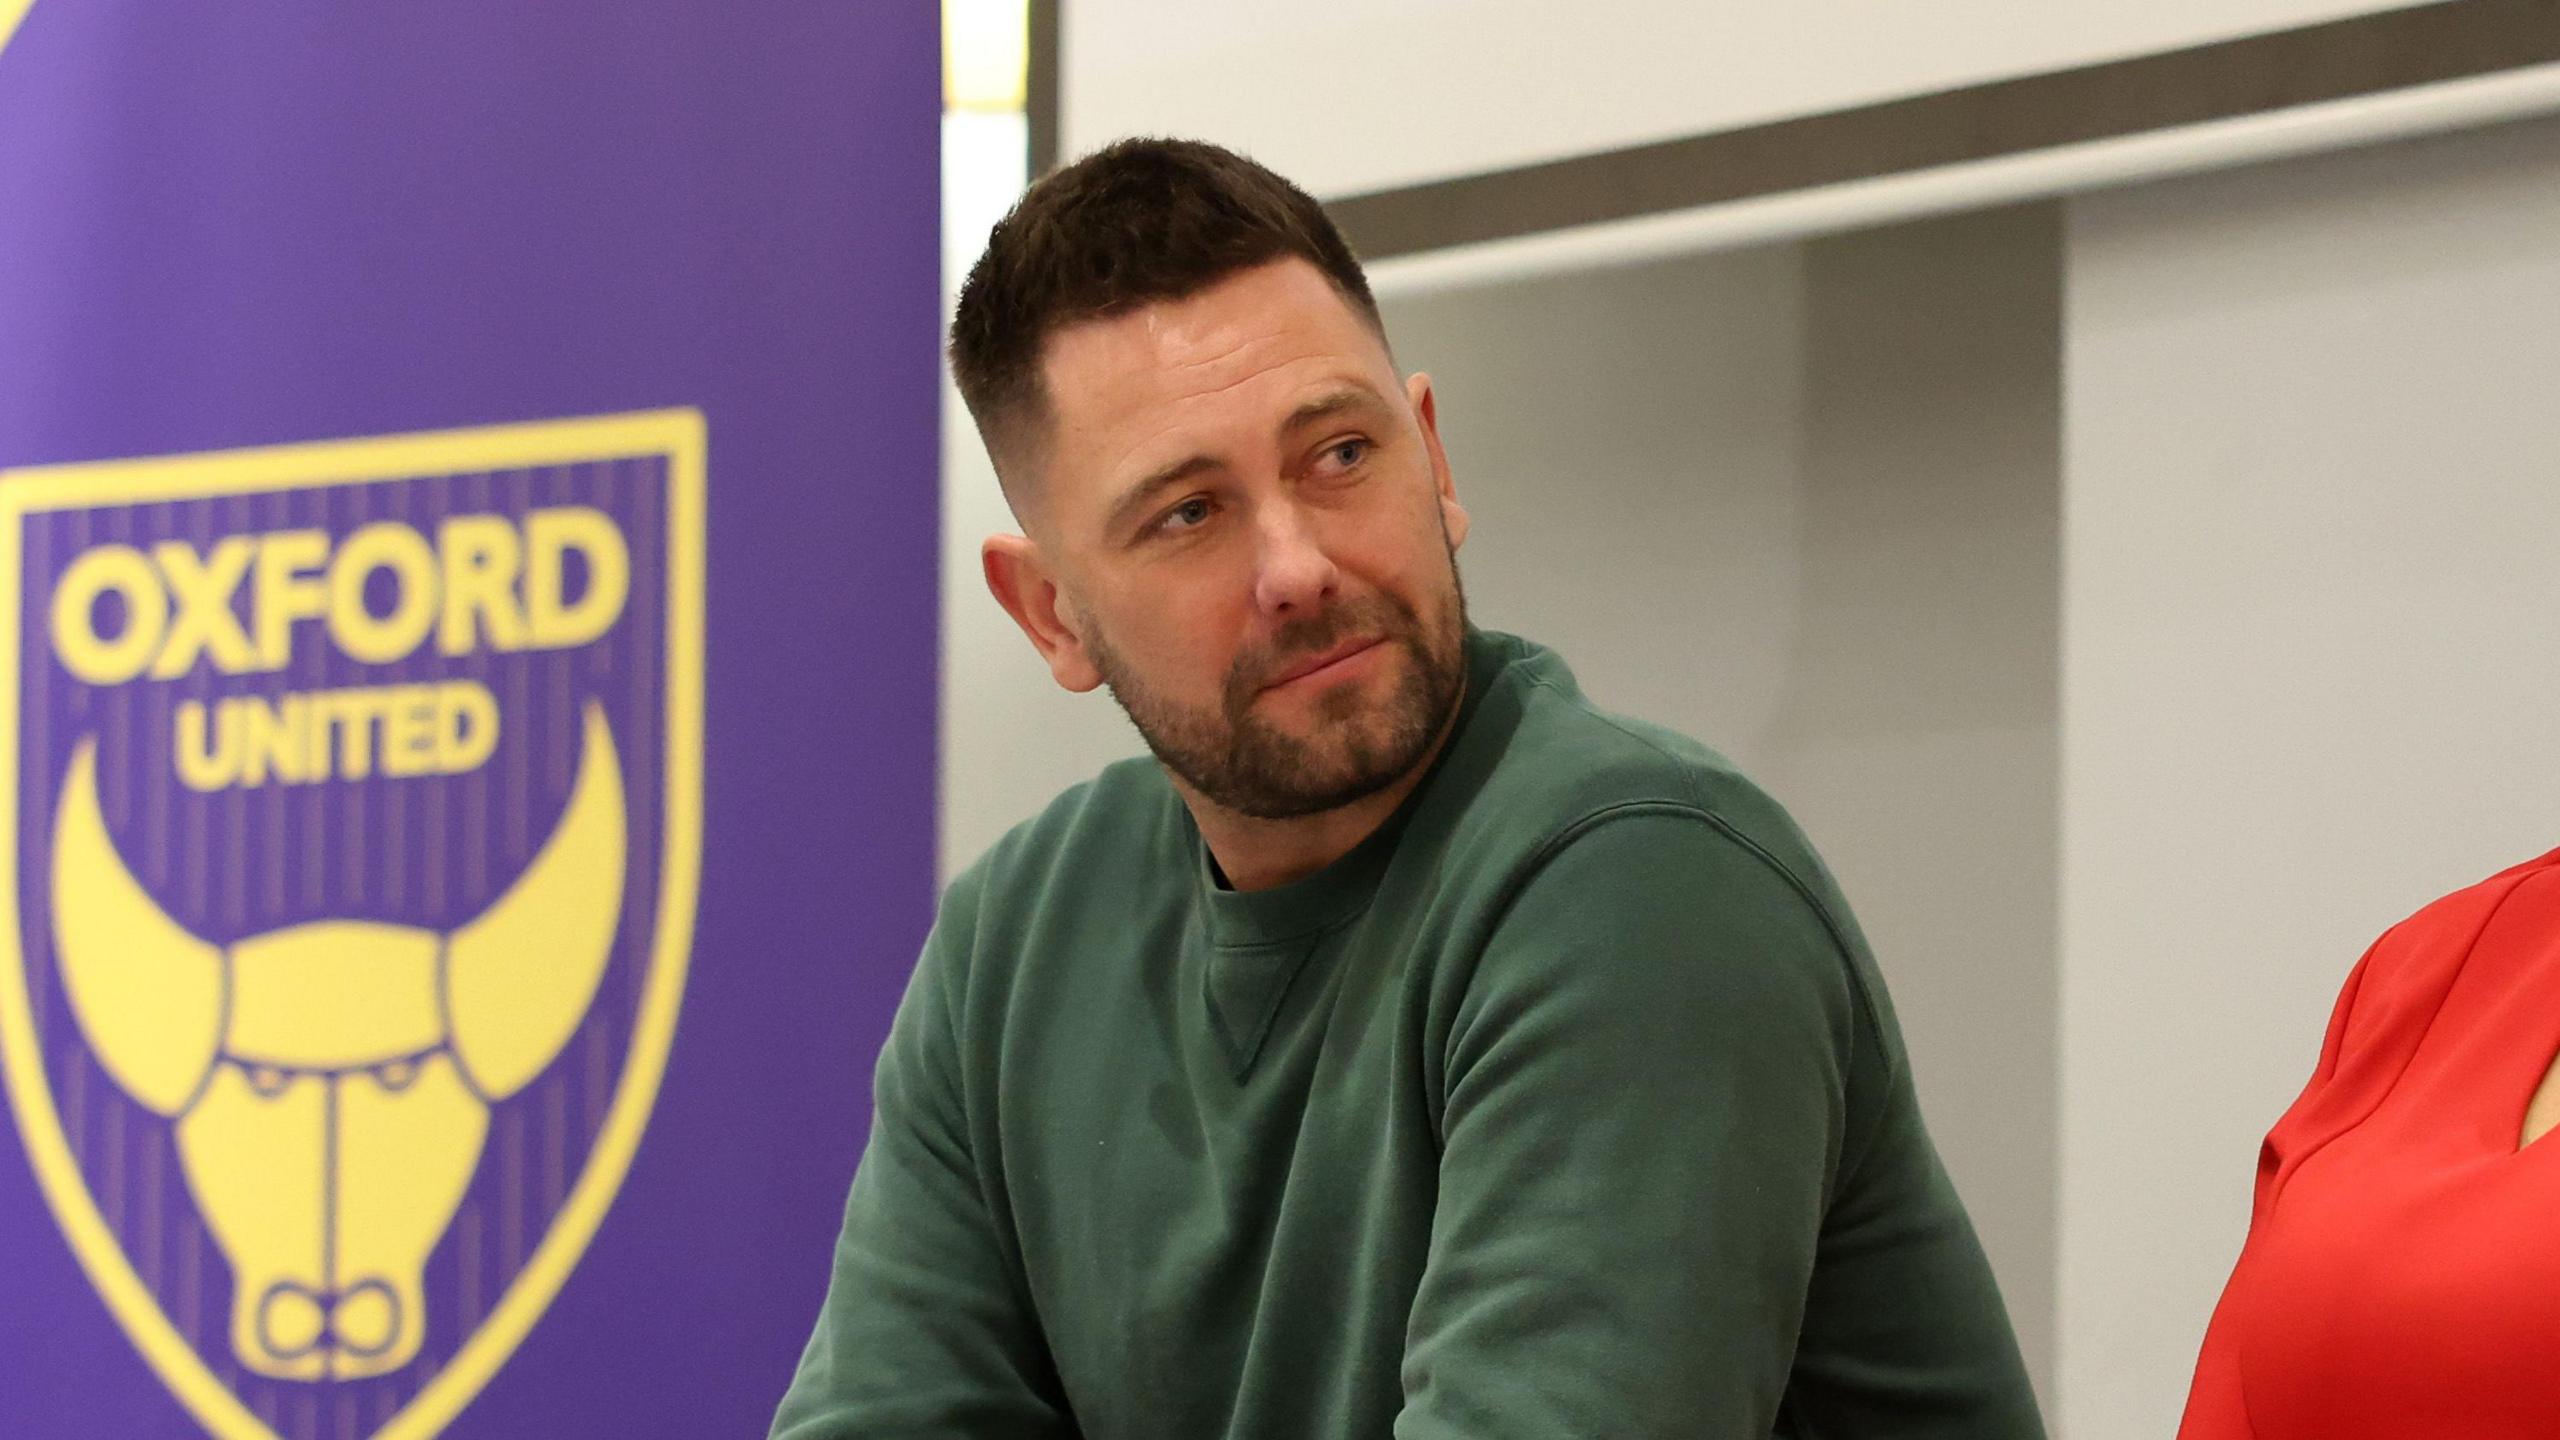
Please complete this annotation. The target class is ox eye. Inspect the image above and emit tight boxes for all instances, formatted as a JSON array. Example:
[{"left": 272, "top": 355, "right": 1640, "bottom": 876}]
[
  {"left": 244, "top": 1064, "right": 295, "bottom": 1099},
  {"left": 368, "top": 1058, "right": 423, "bottom": 1093}
]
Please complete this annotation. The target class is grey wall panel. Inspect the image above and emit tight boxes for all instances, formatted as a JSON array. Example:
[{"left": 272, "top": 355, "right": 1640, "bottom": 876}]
[{"left": 2060, "top": 110, "right": 2560, "bottom": 1439}]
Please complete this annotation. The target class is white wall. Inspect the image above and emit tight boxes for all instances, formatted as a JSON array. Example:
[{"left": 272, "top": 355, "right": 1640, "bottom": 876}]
[
  {"left": 2056, "top": 111, "right": 2560, "bottom": 1438},
  {"left": 1063, "top": 0, "right": 2424, "bottom": 196},
  {"left": 940, "top": 111, "right": 1144, "bottom": 882},
  {"left": 1380, "top": 206, "right": 2064, "bottom": 1409}
]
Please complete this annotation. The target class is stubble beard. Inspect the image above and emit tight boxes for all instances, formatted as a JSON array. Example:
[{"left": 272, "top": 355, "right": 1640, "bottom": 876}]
[{"left": 1085, "top": 564, "right": 1469, "bottom": 822}]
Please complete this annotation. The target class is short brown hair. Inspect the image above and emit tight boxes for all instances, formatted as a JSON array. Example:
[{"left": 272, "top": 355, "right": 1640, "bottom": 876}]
[{"left": 950, "top": 137, "right": 1381, "bottom": 488}]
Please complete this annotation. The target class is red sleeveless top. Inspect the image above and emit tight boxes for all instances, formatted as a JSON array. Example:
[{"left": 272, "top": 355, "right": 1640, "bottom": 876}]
[{"left": 2180, "top": 847, "right": 2560, "bottom": 1438}]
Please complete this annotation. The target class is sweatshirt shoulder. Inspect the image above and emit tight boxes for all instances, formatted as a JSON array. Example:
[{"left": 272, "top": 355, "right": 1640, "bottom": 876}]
[
  {"left": 919, "top": 757, "right": 1178, "bottom": 1032},
  {"left": 1458, "top": 639, "right": 1826, "bottom": 884}
]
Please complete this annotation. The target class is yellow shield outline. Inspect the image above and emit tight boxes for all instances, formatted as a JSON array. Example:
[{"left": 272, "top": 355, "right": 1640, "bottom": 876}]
[{"left": 0, "top": 408, "right": 706, "bottom": 1440}]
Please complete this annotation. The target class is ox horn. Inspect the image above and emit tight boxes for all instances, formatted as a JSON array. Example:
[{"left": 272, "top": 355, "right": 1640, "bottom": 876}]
[
  {"left": 52, "top": 739, "right": 224, "bottom": 1116},
  {"left": 446, "top": 701, "right": 626, "bottom": 1100}
]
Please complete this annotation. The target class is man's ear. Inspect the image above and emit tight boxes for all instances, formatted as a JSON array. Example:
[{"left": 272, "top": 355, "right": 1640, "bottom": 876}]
[
  {"left": 1409, "top": 372, "right": 1468, "bottom": 551},
  {"left": 983, "top": 534, "right": 1104, "bottom": 692}
]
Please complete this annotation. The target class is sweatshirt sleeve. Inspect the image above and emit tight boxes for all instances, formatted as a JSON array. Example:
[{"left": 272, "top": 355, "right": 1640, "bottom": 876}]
[
  {"left": 1396, "top": 806, "right": 2034, "bottom": 1438},
  {"left": 1396, "top": 808, "right": 1850, "bottom": 1437},
  {"left": 769, "top": 872, "right": 1075, "bottom": 1439}
]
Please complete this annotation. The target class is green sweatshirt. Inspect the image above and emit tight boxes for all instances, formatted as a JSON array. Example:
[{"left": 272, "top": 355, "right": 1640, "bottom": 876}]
[{"left": 773, "top": 629, "right": 2043, "bottom": 1438}]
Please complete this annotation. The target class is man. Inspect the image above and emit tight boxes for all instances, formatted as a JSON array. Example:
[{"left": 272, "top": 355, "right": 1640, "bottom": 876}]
[{"left": 772, "top": 138, "right": 2043, "bottom": 1438}]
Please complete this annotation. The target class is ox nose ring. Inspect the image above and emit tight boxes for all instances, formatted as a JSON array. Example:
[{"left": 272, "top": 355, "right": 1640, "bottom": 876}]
[
  {"left": 255, "top": 1277, "right": 405, "bottom": 1361},
  {"left": 332, "top": 1278, "right": 402, "bottom": 1358}
]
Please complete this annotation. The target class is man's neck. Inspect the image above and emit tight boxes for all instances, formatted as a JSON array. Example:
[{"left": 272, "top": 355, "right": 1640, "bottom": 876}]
[{"left": 1178, "top": 681, "right": 1467, "bottom": 893}]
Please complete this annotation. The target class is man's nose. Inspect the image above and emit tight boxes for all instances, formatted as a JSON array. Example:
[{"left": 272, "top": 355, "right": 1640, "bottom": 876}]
[{"left": 1250, "top": 501, "right": 1339, "bottom": 616}]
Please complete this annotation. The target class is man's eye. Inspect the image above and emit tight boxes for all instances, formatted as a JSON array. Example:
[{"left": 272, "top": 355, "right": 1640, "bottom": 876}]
[
  {"left": 1160, "top": 497, "right": 1213, "bottom": 532},
  {"left": 1321, "top": 439, "right": 1370, "bottom": 472}
]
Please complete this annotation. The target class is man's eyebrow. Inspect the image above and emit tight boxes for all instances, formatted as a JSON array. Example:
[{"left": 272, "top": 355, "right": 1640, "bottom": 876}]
[{"left": 1282, "top": 385, "right": 1388, "bottom": 433}]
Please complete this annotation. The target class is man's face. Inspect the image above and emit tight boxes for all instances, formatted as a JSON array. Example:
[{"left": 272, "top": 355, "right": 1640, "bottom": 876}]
[{"left": 1005, "top": 258, "right": 1471, "bottom": 820}]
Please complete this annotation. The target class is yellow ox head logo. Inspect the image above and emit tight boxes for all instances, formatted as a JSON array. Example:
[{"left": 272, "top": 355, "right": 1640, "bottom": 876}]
[{"left": 51, "top": 703, "right": 624, "bottom": 1381}]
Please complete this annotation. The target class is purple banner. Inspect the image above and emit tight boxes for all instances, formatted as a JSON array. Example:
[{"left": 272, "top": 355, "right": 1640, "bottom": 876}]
[{"left": 0, "top": 5, "right": 937, "bottom": 1438}]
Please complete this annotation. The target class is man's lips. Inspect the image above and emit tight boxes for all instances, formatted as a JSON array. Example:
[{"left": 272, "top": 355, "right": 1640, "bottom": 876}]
[{"left": 1261, "top": 636, "right": 1384, "bottom": 692}]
